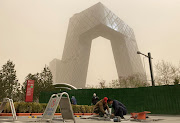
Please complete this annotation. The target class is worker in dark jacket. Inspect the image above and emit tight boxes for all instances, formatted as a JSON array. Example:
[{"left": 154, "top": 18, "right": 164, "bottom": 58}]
[
  {"left": 92, "top": 93, "right": 99, "bottom": 105},
  {"left": 107, "top": 99, "right": 127, "bottom": 119},
  {"left": 71, "top": 96, "right": 77, "bottom": 105},
  {"left": 94, "top": 97, "right": 110, "bottom": 117}
]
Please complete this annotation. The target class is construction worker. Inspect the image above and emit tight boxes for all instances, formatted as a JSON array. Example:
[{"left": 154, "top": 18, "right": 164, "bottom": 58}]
[
  {"left": 94, "top": 97, "right": 110, "bottom": 117},
  {"left": 107, "top": 99, "right": 127, "bottom": 119},
  {"left": 92, "top": 93, "right": 99, "bottom": 105},
  {"left": 71, "top": 96, "right": 77, "bottom": 105}
]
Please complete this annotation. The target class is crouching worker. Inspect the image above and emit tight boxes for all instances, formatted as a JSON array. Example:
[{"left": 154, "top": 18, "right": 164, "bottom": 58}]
[
  {"left": 107, "top": 99, "right": 127, "bottom": 119},
  {"left": 94, "top": 97, "right": 110, "bottom": 117}
]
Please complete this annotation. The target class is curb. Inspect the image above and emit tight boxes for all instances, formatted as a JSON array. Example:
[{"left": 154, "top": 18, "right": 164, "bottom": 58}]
[{"left": 0, "top": 113, "right": 97, "bottom": 116}]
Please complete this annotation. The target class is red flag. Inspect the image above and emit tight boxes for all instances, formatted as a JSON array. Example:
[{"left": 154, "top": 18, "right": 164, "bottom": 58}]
[{"left": 25, "top": 80, "right": 34, "bottom": 102}]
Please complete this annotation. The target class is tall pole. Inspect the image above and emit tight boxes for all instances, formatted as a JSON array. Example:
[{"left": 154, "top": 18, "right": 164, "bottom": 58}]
[{"left": 148, "top": 52, "right": 155, "bottom": 86}]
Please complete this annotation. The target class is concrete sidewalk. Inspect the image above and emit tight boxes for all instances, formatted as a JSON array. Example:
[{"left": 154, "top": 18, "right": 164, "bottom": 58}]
[
  {"left": 0, "top": 115, "right": 180, "bottom": 123},
  {"left": 76, "top": 115, "right": 180, "bottom": 123}
]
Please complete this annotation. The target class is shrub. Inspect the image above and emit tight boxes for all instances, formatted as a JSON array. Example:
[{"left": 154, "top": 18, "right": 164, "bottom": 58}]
[
  {"left": 0, "top": 102, "right": 93, "bottom": 113},
  {"left": 80, "top": 105, "right": 86, "bottom": 113},
  {"left": 18, "top": 102, "right": 33, "bottom": 113},
  {"left": 84, "top": 105, "right": 94, "bottom": 113},
  {"left": 72, "top": 105, "right": 81, "bottom": 113}
]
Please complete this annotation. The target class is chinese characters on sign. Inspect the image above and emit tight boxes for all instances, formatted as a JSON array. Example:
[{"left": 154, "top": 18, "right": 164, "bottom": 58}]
[
  {"left": 42, "top": 96, "right": 60, "bottom": 120},
  {"left": 25, "top": 80, "right": 34, "bottom": 102}
]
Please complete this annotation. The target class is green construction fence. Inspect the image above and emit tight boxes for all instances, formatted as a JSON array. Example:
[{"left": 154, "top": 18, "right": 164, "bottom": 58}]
[{"left": 39, "top": 85, "right": 180, "bottom": 114}]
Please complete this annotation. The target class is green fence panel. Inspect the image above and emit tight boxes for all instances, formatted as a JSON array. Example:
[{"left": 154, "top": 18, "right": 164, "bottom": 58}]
[{"left": 39, "top": 85, "right": 180, "bottom": 114}]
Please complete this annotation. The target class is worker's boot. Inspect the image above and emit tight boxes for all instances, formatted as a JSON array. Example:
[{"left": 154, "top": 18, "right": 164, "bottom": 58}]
[{"left": 99, "top": 112, "right": 104, "bottom": 117}]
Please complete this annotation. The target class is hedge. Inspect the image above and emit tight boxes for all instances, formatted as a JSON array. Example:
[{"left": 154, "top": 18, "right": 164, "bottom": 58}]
[{"left": 0, "top": 102, "right": 94, "bottom": 113}]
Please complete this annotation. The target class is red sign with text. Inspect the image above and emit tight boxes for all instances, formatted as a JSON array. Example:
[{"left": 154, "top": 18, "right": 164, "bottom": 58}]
[{"left": 25, "top": 80, "right": 34, "bottom": 102}]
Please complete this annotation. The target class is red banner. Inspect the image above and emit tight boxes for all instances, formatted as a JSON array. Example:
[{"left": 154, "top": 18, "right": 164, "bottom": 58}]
[{"left": 25, "top": 80, "right": 34, "bottom": 102}]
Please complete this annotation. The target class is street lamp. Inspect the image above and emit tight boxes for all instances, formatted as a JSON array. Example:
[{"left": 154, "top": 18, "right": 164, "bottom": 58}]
[{"left": 137, "top": 51, "right": 155, "bottom": 86}]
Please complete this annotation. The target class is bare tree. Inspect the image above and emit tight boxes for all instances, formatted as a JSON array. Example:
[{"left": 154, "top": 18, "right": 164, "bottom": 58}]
[
  {"left": 109, "top": 79, "right": 120, "bottom": 88},
  {"left": 98, "top": 79, "right": 106, "bottom": 89},
  {"left": 109, "top": 74, "right": 148, "bottom": 88},
  {"left": 85, "top": 84, "right": 99, "bottom": 89},
  {"left": 154, "top": 60, "right": 180, "bottom": 85}
]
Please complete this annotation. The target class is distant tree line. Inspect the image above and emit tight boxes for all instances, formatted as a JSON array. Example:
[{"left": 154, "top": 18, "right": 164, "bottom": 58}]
[
  {"left": 0, "top": 59, "right": 180, "bottom": 101},
  {"left": 87, "top": 60, "right": 180, "bottom": 89},
  {"left": 0, "top": 60, "right": 54, "bottom": 102},
  {"left": 86, "top": 73, "right": 149, "bottom": 89}
]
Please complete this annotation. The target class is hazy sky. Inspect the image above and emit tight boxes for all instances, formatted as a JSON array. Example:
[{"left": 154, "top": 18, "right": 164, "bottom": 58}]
[{"left": 0, "top": 0, "right": 180, "bottom": 86}]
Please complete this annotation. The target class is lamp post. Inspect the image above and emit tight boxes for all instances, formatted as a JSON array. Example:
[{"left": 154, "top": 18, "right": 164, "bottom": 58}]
[{"left": 137, "top": 51, "right": 155, "bottom": 86}]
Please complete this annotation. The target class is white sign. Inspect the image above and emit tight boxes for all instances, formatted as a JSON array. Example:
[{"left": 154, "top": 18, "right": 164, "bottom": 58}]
[
  {"left": 59, "top": 96, "right": 75, "bottom": 122},
  {"left": 41, "top": 94, "right": 60, "bottom": 121},
  {"left": 41, "top": 92, "right": 75, "bottom": 123}
]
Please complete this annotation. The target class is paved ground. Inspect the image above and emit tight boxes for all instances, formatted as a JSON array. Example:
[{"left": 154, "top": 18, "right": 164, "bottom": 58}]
[{"left": 0, "top": 115, "right": 180, "bottom": 123}]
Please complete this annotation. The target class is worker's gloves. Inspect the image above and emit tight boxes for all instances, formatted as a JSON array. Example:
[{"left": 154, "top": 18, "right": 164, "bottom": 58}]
[
  {"left": 104, "top": 114, "right": 108, "bottom": 118},
  {"left": 106, "top": 113, "right": 110, "bottom": 116}
]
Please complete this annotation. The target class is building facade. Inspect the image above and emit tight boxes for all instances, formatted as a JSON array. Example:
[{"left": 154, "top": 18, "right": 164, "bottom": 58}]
[{"left": 50, "top": 2, "right": 146, "bottom": 88}]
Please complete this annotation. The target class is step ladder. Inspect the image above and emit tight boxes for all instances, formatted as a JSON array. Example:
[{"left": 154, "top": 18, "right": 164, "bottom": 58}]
[{"left": 0, "top": 98, "right": 17, "bottom": 120}]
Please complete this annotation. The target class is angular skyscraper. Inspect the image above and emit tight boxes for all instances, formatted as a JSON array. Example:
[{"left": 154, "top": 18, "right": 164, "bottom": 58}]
[{"left": 50, "top": 2, "right": 146, "bottom": 88}]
